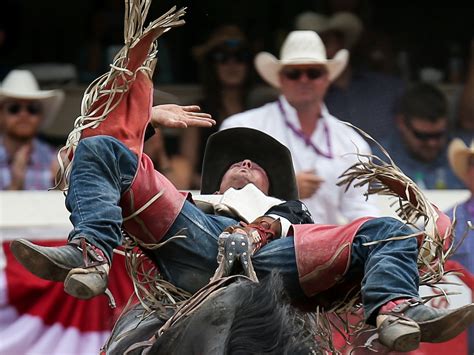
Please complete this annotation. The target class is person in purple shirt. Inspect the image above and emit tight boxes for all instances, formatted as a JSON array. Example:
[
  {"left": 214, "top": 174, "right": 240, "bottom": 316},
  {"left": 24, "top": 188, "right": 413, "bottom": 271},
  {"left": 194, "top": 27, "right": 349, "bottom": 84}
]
[{"left": 445, "top": 138, "right": 474, "bottom": 354}]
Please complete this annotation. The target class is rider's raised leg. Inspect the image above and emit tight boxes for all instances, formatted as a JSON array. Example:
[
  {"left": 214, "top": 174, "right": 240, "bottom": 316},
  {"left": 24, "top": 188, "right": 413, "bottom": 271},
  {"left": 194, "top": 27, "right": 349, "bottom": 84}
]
[
  {"left": 343, "top": 217, "right": 474, "bottom": 352},
  {"left": 65, "top": 135, "right": 138, "bottom": 259},
  {"left": 11, "top": 134, "right": 237, "bottom": 298}
]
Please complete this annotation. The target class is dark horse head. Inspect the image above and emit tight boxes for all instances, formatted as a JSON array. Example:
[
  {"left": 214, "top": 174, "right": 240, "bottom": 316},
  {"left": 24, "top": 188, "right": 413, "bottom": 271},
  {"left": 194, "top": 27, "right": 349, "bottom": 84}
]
[{"left": 104, "top": 272, "right": 320, "bottom": 354}]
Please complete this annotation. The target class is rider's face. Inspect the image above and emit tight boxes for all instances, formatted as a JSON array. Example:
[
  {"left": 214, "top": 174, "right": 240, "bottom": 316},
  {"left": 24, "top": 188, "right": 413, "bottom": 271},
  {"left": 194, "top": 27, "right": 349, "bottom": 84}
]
[{"left": 219, "top": 160, "right": 270, "bottom": 194}]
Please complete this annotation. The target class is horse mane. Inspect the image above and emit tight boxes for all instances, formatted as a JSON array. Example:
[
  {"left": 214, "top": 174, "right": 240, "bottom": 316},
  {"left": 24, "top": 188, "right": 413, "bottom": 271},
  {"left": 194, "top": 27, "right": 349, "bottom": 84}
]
[{"left": 226, "top": 272, "right": 318, "bottom": 354}]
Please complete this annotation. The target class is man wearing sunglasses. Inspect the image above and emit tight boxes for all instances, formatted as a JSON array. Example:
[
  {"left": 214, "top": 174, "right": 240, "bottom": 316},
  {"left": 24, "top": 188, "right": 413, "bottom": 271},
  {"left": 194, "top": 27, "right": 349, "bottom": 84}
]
[
  {"left": 221, "top": 30, "right": 380, "bottom": 224},
  {"left": 375, "top": 83, "right": 464, "bottom": 189},
  {"left": 0, "top": 69, "right": 64, "bottom": 190}
]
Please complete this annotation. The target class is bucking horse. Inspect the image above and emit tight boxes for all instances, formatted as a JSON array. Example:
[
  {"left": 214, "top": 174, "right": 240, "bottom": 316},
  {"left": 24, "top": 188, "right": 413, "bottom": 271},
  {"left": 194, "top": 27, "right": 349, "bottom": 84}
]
[{"left": 103, "top": 272, "right": 320, "bottom": 354}]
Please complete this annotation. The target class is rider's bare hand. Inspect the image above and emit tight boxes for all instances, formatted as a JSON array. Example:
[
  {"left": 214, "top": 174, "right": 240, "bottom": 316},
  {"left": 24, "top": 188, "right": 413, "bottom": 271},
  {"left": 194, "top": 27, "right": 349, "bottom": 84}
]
[{"left": 151, "top": 104, "right": 215, "bottom": 129}]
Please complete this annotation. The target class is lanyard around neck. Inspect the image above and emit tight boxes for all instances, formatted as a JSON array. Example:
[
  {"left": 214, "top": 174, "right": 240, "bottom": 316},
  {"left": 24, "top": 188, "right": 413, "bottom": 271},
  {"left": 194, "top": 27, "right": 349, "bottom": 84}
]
[{"left": 277, "top": 99, "right": 333, "bottom": 159}]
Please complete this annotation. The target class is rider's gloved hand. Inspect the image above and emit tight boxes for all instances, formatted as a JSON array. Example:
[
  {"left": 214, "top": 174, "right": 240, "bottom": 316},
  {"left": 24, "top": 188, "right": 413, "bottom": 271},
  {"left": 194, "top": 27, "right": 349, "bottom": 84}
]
[{"left": 225, "top": 216, "right": 282, "bottom": 255}]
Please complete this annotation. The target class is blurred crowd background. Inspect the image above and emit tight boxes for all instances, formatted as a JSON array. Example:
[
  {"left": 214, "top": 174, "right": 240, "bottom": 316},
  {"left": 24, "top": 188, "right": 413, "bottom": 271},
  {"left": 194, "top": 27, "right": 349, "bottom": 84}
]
[
  {"left": 1, "top": 1, "right": 474, "bottom": 180},
  {"left": 1, "top": 0, "right": 473, "bottom": 84},
  {"left": 2, "top": 0, "right": 474, "bottom": 226},
  {"left": 2, "top": 0, "right": 474, "bottom": 353}
]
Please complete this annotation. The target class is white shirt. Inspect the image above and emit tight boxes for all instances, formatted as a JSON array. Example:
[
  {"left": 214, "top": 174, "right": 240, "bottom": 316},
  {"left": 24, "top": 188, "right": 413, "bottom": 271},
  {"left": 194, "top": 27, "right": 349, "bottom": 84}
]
[
  {"left": 220, "top": 96, "right": 380, "bottom": 224},
  {"left": 193, "top": 184, "right": 283, "bottom": 223},
  {"left": 193, "top": 184, "right": 292, "bottom": 236}
]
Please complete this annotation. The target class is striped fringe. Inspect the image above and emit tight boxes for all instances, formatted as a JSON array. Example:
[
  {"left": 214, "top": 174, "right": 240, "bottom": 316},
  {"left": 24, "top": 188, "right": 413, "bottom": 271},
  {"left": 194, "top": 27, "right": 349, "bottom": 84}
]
[
  {"left": 116, "top": 233, "right": 191, "bottom": 315},
  {"left": 53, "top": 1, "right": 185, "bottom": 190},
  {"left": 337, "top": 121, "right": 452, "bottom": 287}
]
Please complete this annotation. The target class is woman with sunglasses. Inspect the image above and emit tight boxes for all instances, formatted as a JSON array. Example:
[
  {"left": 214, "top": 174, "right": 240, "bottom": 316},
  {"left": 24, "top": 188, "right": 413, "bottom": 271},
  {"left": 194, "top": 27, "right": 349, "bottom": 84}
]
[
  {"left": 180, "top": 25, "right": 255, "bottom": 189},
  {"left": 0, "top": 69, "right": 64, "bottom": 190}
]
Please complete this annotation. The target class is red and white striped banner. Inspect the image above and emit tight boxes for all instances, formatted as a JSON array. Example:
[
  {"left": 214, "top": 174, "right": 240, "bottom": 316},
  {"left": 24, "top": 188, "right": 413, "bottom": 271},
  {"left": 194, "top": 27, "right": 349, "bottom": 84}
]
[{"left": 0, "top": 240, "right": 134, "bottom": 355}]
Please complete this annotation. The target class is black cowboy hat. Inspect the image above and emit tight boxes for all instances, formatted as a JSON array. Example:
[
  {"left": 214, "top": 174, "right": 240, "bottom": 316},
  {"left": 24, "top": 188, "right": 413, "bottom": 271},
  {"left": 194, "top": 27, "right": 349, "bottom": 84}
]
[{"left": 201, "top": 127, "right": 298, "bottom": 201}]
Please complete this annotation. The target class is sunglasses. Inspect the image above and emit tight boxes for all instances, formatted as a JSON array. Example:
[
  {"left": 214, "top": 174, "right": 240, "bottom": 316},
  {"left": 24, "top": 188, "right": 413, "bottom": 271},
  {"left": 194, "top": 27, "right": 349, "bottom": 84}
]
[
  {"left": 281, "top": 68, "right": 327, "bottom": 81},
  {"left": 4, "top": 102, "right": 43, "bottom": 115},
  {"left": 211, "top": 50, "right": 251, "bottom": 64},
  {"left": 406, "top": 123, "right": 446, "bottom": 141}
]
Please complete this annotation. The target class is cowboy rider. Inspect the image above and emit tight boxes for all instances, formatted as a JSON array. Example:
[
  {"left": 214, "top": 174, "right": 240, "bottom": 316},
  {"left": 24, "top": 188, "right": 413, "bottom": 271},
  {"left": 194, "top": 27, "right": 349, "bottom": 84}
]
[
  {"left": 8, "top": 9, "right": 474, "bottom": 350},
  {"left": 10, "top": 102, "right": 474, "bottom": 351}
]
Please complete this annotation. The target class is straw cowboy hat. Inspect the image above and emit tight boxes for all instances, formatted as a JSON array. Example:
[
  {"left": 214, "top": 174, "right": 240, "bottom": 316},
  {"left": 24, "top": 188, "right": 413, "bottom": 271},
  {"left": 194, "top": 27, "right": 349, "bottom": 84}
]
[
  {"left": 255, "top": 30, "right": 349, "bottom": 88},
  {"left": 294, "top": 11, "right": 363, "bottom": 49},
  {"left": 192, "top": 25, "right": 248, "bottom": 60},
  {"left": 201, "top": 127, "right": 298, "bottom": 201},
  {"left": 448, "top": 138, "right": 474, "bottom": 184},
  {"left": 0, "top": 69, "right": 65, "bottom": 128}
]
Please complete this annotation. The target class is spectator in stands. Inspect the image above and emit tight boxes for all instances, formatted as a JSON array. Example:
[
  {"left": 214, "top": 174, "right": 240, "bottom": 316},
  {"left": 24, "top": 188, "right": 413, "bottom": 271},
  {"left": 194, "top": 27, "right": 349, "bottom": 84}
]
[
  {"left": 445, "top": 138, "right": 474, "bottom": 353},
  {"left": 375, "top": 83, "right": 464, "bottom": 189},
  {"left": 294, "top": 11, "right": 406, "bottom": 141},
  {"left": 221, "top": 30, "right": 379, "bottom": 224},
  {"left": 0, "top": 69, "right": 64, "bottom": 190},
  {"left": 181, "top": 25, "right": 255, "bottom": 188}
]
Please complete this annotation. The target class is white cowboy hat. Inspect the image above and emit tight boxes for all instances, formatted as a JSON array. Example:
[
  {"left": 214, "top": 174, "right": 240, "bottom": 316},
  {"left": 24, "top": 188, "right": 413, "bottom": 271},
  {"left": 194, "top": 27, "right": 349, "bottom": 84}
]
[
  {"left": 448, "top": 138, "right": 474, "bottom": 184},
  {"left": 0, "top": 69, "right": 65, "bottom": 128},
  {"left": 294, "top": 11, "right": 363, "bottom": 49},
  {"left": 255, "top": 30, "right": 349, "bottom": 88}
]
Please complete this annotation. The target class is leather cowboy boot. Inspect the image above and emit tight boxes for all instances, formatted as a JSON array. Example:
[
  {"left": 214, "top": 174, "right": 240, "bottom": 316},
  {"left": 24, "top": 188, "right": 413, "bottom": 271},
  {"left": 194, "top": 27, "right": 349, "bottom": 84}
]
[
  {"left": 10, "top": 238, "right": 109, "bottom": 300},
  {"left": 377, "top": 298, "right": 474, "bottom": 352}
]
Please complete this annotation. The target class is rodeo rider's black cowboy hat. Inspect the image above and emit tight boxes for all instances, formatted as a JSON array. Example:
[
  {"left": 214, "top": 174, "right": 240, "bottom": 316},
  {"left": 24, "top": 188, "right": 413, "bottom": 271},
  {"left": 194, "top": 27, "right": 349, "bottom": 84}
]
[{"left": 201, "top": 127, "right": 298, "bottom": 201}]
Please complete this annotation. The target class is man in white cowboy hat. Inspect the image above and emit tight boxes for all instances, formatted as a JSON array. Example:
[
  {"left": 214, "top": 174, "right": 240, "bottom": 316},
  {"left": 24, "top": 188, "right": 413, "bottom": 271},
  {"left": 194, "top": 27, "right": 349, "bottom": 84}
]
[
  {"left": 0, "top": 69, "right": 64, "bottom": 190},
  {"left": 221, "top": 30, "right": 380, "bottom": 224},
  {"left": 445, "top": 138, "right": 474, "bottom": 353},
  {"left": 294, "top": 11, "right": 406, "bottom": 141}
]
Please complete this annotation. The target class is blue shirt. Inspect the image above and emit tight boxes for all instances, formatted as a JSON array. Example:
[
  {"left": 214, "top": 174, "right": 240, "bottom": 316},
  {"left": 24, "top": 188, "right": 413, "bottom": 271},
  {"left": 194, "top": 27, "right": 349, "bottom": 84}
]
[
  {"left": 0, "top": 137, "right": 57, "bottom": 190},
  {"left": 447, "top": 197, "right": 474, "bottom": 275},
  {"left": 446, "top": 197, "right": 474, "bottom": 354},
  {"left": 373, "top": 135, "right": 465, "bottom": 189}
]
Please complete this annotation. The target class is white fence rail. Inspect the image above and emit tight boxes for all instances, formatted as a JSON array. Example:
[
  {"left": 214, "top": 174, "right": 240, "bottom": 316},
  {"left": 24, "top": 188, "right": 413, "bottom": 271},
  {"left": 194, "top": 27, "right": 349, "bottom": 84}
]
[{"left": 0, "top": 190, "right": 470, "bottom": 241}]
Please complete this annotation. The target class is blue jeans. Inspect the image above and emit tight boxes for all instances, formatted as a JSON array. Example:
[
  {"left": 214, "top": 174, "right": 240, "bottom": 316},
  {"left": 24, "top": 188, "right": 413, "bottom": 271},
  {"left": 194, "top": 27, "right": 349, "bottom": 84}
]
[{"left": 67, "top": 136, "right": 419, "bottom": 321}]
